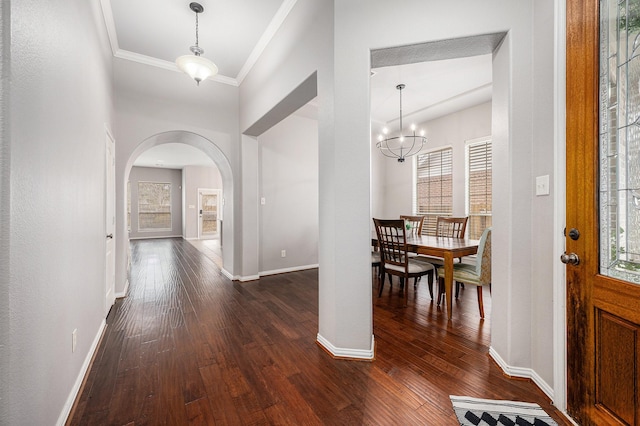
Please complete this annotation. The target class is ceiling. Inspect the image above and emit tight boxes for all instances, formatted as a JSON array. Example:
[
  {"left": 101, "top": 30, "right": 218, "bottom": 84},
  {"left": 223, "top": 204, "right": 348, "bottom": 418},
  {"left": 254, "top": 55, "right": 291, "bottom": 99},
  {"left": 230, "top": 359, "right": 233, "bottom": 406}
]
[{"left": 102, "top": 0, "right": 492, "bottom": 168}]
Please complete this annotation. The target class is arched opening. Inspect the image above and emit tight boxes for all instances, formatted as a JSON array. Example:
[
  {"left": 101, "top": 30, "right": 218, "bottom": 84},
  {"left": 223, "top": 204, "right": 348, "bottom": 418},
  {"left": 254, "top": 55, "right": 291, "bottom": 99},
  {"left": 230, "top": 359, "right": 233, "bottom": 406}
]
[{"left": 122, "top": 130, "right": 235, "bottom": 278}]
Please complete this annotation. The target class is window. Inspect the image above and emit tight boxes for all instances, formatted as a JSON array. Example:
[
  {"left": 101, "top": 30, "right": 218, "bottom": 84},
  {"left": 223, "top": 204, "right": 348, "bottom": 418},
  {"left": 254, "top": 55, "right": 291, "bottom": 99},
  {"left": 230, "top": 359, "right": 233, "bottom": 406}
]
[
  {"left": 415, "top": 148, "right": 453, "bottom": 235},
  {"left": 466, "top": 138, "right": 492, "bottom": 239},
  {"left": 138, "top": 182, "right": 172, "bottom": 231}
]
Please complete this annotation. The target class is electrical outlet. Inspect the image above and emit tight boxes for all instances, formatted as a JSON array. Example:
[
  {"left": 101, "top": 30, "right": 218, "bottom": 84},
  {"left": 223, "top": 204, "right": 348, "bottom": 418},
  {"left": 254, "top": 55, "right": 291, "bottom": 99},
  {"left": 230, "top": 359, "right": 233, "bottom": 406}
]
[
  {"left": 72, "top": 329, "right": 77, "bottom": 353},
  {"left": 281, "top": 250, "right": 286, "bottom": 258}
]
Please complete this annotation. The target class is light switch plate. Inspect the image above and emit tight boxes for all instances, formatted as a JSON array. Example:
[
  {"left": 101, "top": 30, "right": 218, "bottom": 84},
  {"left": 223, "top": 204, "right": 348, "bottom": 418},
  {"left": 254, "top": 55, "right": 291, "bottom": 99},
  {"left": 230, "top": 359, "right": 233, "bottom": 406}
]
[{"left": 536, "top": 175, "right": 550, "bottom": 196}]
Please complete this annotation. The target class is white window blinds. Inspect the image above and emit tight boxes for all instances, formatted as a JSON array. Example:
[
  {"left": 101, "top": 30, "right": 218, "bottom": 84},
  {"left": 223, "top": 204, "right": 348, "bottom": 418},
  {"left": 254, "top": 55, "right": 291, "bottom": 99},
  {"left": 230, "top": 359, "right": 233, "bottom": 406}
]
[
  {"left": 467, "top": 139, "right": 492, "bottom": 239},
  {"left": 415, "top": 148, "right": 453, "bottom": 235}
]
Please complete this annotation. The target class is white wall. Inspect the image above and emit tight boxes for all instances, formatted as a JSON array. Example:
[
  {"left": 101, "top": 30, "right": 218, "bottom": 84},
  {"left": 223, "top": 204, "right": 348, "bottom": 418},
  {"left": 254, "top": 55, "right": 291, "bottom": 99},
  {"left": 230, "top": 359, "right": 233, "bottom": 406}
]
[
  {"left": 113, "top": 60, "right": 240, "bottom": 286},
  {"left": 258, "top": 111, "right": 319, "bottom": 274},
  {"left": 373, "top": 102, "right": 492, "bottom": 220},
  {"left": 0, "top": 0, "right": 9, "bottom": 422},
  {"left": 336, "top": 0, "right": 558, "bottom": 391},
  {"left": 183, "top": 165, "right": 223, "bottom": 240},
  {"left": 531, "top": 0, "right": 558, "bottom": 389},
  {"left": 6, "top": 0, "right": 114, "bottom": 424},
  {"left": 128, "top": 167, "right": 183, "bottom": 239},
  {"left": 241, "top": 0, "right": 559, "bottom": 372}
]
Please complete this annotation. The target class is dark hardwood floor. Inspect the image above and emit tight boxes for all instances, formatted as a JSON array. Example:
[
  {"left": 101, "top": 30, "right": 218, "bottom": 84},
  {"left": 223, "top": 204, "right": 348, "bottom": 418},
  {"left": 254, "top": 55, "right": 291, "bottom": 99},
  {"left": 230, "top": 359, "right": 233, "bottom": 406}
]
[{"left": 67, "top": 238, "right": 569, "bottom": 425}]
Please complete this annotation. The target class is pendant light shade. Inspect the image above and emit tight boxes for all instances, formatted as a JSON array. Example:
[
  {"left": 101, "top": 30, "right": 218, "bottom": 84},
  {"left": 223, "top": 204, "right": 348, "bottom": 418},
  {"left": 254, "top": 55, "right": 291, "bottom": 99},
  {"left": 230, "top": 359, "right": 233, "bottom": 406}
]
[
  {"left": 176, "top": 2, "right": 218, "bottom": 85},
  {"left": 176, "top": 54, "right": 218, "bottom": 85}
]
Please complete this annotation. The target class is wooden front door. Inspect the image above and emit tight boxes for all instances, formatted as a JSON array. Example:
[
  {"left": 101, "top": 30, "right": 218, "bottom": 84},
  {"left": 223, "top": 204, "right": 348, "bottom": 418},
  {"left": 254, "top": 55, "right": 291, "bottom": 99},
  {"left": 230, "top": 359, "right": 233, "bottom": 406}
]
[{"left": 567, "top": 0, "right": 640, "bottom": 424}]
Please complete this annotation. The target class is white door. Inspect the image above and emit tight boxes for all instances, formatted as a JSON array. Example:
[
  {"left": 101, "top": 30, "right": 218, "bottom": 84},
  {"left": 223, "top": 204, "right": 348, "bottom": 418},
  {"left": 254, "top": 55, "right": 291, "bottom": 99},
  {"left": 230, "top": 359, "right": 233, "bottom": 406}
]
[
  {"left": 105, "top": 129, "right": 116, "bottom": 315},
  {"left": 198, "top": 189, "right": 220, "bottom": 239}
]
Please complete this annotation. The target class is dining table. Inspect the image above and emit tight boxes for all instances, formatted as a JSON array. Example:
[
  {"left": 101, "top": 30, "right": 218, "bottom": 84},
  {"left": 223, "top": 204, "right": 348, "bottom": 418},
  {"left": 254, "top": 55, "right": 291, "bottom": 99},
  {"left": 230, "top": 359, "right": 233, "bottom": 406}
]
[{"left": 373, "top": 234, "right": 480, "bottom": 320}]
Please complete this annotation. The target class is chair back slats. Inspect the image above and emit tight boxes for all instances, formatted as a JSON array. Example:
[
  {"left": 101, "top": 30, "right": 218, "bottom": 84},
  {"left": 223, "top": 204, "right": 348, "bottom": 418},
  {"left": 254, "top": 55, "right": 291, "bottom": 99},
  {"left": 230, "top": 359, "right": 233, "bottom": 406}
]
[
  {"left": 399, "top": 215, "right": 425, "bottom": 236},
  {"left": 373, "top": 219, "right": 408, "bottom": 268},
  {"left": 436, "top": 216, "right": 469, "bottom": 238}
]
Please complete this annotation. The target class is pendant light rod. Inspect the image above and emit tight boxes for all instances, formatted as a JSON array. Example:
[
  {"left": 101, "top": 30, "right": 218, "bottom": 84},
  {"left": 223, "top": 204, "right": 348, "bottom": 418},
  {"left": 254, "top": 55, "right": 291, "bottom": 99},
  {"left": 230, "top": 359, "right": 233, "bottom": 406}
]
[{"left": 176, "top": 2, "right": 218, "bottom": 85}]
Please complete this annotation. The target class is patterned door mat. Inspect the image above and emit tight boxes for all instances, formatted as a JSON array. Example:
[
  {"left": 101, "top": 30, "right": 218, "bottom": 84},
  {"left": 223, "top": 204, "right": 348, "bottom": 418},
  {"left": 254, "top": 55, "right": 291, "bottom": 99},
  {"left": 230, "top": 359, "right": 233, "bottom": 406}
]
[{"left": 450, "top": 396, "right": 558, "bottom": 426}]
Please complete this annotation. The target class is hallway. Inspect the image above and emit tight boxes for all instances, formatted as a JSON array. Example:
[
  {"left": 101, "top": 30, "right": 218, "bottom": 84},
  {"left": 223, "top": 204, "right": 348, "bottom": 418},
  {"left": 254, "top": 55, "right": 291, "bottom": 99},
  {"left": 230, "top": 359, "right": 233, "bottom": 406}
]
[{"left": 67, "top": 238, "right": 567, "bottom": 425}]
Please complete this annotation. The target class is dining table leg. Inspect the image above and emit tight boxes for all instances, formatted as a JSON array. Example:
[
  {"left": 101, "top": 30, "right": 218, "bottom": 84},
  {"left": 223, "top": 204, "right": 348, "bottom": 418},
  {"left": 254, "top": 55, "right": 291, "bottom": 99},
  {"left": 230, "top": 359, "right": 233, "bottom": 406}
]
[{"left": 443, "top": 252, "right": 454, "bottom": 320}]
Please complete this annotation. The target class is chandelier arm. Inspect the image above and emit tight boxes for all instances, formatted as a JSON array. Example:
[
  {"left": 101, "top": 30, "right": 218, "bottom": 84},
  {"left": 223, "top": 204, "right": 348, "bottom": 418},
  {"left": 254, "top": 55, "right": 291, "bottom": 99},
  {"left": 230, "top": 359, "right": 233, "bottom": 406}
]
[{"left": 375, "top": 84, "right": 426, "bottom": 162}]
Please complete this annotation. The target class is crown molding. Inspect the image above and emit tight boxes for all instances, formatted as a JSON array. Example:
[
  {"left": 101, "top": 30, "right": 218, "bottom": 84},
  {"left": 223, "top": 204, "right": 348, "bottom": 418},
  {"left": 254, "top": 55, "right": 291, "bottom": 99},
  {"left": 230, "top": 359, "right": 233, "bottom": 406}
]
[
  {"left": 100, "top": 0, "right": 296, "bottom": 88},
  {"left": 236, "top": 0, "right": 298, "bottom": 84},
  {"left": 114, "top": 49, "right": 239, "bottom": 87}
]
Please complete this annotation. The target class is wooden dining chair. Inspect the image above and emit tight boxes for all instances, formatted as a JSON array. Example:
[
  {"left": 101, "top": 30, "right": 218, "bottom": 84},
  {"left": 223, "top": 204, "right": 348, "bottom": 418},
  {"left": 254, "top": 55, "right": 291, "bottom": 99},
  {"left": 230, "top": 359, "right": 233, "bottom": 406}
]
[
  {"left": 437, "top": 227, "right": 492, "bottom": 318},
  {"left": 436, "top": 216, "right": 468, "bottom": 238},
  {"left": 373, "top": 218, "right": 435, "bottom": 305},
  {"left": 399, "top": 215, "right": 425, "bottom": 236}
]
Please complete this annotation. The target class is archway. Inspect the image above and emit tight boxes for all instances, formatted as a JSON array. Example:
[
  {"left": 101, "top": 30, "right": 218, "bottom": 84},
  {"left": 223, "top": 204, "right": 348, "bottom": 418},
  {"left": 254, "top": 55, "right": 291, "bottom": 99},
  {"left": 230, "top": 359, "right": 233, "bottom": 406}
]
[{"left": 123, "top": 130, "right": 235, "bottom": 278}]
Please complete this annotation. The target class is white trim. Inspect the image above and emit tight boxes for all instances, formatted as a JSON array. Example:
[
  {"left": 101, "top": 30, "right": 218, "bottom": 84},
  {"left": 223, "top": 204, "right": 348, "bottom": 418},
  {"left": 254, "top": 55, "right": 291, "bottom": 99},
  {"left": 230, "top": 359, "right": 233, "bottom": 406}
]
[
  {"left": 316, "top": 334, "right": 375, "bottom": 360},
  {"left": 489, "top": 347, "right": 554, "bottom": 400},
  {"left": 553, "top": 0, "right": 568, "bottom": 414},
  {"left": 57, "top": 319, "right": 107, "bottom": 426},
  {"left": 259, "top": 264, "right": 319, "bottom": 277},
  {"left": 115, "top": 278, "right": 129, "bottom": 298},
  {"left": 239, "top": 275, "right": 261, "bottom": 282},
  {"left": 100, "top": 0, "right": 299, "bottom": 87},
  {"left": 114, "top": 49, "right": 239, "bottom": 86},
  {"left": 236, "top": 0, "right": 299, "bottom": 84},
  {"left": 99, "top": 0, "right": 119, "bottom": 56},
  {"left": 221, "top": 268, "right": 236, "bottom": 280},
  {"left": 129, "top": 235, "right": 183, "bottom": 240}
]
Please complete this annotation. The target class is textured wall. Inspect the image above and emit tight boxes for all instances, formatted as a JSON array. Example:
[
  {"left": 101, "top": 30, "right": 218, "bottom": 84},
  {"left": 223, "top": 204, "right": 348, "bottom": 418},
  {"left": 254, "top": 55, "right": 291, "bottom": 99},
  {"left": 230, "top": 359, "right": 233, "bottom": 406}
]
[
  {"left": 7, "top": 0, "right": 114, "bottom": 424},
  {"left": 258, "top": 111, "right": 319, "bottom": 273}
]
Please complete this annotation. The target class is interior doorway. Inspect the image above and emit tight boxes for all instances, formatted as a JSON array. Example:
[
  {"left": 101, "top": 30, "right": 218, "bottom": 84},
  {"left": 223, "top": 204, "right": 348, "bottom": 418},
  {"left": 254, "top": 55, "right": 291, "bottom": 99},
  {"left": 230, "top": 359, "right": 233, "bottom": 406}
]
[{"left": 198, "top": 188, "right": 221, "bottom": 240}]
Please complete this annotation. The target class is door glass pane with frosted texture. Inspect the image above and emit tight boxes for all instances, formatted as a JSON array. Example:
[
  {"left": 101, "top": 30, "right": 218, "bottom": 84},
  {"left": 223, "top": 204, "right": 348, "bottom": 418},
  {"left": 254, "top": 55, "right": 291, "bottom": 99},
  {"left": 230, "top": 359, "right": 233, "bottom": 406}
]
[{"left": 600, "top": 0, "right": 640, "bottom": 284}]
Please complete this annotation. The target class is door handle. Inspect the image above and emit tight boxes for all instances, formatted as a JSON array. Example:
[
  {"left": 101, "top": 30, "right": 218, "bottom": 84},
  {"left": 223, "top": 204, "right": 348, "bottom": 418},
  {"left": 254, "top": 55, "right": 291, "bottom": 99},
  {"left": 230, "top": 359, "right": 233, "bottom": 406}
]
[
  {"left": 106, "top": 234, "right": 113, "bottom": 239},
  {"left": 560, "top": 252, "right": 580, "bottom": 265}
]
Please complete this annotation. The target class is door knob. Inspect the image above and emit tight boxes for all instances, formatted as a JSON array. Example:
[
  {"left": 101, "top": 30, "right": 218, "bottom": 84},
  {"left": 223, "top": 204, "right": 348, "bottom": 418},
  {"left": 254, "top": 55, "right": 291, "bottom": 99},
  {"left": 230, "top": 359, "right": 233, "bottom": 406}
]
[
  {"left": 106, "top": 234, "right": 113, "bottom": 239},
  {"left": 560, "top": 252, "right": 580, "bottom": 265}
]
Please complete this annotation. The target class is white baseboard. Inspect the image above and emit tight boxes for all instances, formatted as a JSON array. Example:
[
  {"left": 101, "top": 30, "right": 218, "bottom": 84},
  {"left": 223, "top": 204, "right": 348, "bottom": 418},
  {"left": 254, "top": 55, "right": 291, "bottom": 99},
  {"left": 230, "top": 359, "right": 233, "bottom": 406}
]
[
  {"left": 489, "top": 346, "right": 555, "bottom": 401},
  {"left": 57, "top": 319, "right": 107, "bottom": 426},
  {"left": 239, "top": 275, "right": 260, "bottom": 282},
  {"left": 129, "top": 235, "right": 183, "bottom": 240},
  {"left": 221, "top": 268, "right": 236, "bottom": 280},
  {"left": 316, "top": 333, "right": 375, "bottom": 360},
  {"left": 233, "top": 264, "right": 320, "bottom": 282},
  {"left": 115, "top": 279, "right": 129, "bottom": 298},
  {"left": 259, "top": 264, "right": 319, "bottom": 277}
]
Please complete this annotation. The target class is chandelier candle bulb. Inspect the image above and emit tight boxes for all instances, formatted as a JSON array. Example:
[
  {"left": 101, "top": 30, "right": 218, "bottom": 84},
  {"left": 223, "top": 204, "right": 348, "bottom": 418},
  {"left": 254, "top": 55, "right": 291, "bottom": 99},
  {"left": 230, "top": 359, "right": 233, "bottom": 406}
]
[{"left": 376, "top": 83, "right": 427, "bottom": 162}]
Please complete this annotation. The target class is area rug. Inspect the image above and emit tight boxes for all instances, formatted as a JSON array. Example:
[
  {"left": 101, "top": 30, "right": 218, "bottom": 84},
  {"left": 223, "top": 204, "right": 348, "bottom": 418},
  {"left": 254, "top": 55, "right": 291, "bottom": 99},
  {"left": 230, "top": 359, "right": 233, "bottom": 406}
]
[{"left": 450, "top": 395, "right": 558, "bottom": 426}]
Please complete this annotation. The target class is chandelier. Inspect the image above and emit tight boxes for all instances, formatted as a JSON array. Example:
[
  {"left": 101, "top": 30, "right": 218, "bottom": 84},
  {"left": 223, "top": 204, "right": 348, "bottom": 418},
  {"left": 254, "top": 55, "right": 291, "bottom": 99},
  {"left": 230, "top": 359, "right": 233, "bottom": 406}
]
[
  {"left": 176, "top": 2, "right": 219, "bottom": 85},
  {"left": 376, "top": 84, "right": 427, "bottom": 162}
]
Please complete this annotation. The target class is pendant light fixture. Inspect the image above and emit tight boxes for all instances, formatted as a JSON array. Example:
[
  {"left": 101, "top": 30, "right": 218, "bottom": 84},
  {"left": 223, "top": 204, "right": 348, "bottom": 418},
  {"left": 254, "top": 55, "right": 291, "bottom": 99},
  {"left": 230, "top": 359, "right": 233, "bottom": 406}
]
[
  {"left": 376, "top": 84, "right": 427, "bottom": 162},
  {"left": 176, "top": 2, "right": 218, "bottom": 85}
]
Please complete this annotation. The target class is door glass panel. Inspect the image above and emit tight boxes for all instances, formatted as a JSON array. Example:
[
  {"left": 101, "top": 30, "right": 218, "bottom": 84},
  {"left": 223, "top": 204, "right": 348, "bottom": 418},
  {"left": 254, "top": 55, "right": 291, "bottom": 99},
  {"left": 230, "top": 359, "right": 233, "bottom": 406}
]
[
  {"left": 201, "top": 193, "right": 218, "bottom": 235},
  {"left": 600, "top": 0, "right": 640, "bottom": 284}
]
